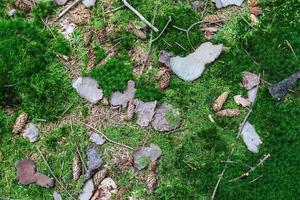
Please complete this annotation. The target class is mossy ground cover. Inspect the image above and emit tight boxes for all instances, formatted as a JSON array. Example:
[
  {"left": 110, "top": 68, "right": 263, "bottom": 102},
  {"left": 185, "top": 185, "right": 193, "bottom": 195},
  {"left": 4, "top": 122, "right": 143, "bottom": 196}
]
[{"left": 0, "top": 0, "right": 299, "bottom": 199}]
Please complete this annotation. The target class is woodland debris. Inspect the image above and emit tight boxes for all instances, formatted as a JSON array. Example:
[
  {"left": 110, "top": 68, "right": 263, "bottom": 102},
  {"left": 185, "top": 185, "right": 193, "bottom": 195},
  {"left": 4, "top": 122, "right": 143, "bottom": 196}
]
[
  {"left": 133, "top": 144, "right": 162, "bottom": 170},
  {"left": 72, "top": 77, "right": 103, "bottom": 104},
  {"left": 268, "top": 72, "right": 300, "bottom": 100},
  {"left": 248, "top": 0, "right": 259, "bottom": 7},
  {"left": 242, "top": 71, "right": 260, "bottom": 90},
  {"left": 159, "top": 51, "right": 173, "bottom": 68},
  {"left": 170, "top": 42, "right": 223, "bottom": 81},
  {"left": 101, "top": 97, "right": 110, "bottom": 106},
  {"left": 122, "top": 100, "right": 135, "bottom": 121},
  {"left": 14, "top": 0, "right": 34, "bottom": 12},
  {"left": 191, "top": 1, "right": 204, "bottom": 11},
  {"left": 159, "top": 69, "right": 172, "bottom": 89},
  {"left": 59, "top": 18, "right": 76, "bottom": 41},
  {"left": 152, "top": 103, "right": 181, "bottom": 132},
  {"left": 54, "top": 0, "right": 68, "bottom": 6},
  {"left": 249, "top": 6, "right": 262, "bottom": 16},
  {"left": 13, "top": 113, "right": 28, "bottom": 135},
  {"left": 57, "top": 0, "right": 82, "bottom": 19},
  {"left": 127, "top": 24, "right": 147, "bottom": 39},
  {"left": 87, "top": 49, "right": 96, "bottom": 70},
  {"left": 213, "top": 0, "right": 244, "bottom": 8},
  {"left": 7, "top": 8, "right": 17, "bottom": 17},
  {"left": 247, "top": 86, "right": 258, "bottom": 103},
  {"left": 72, "top": 154, "right": 82, "bottom": 181},
  {"left": 216, "top": 109, "right": 240, "bottom": 117},
  {"left": 15, "top": 159, "right": 54, "bottom": 188},
  {"left": 202, "top": 27, "right": 219, "bottom": 40},
  {"left": 86, "top": 144, "right": 103, "bottom": 179},
  {"left": 22, "top": 123, "right": 39, "bottom": 143},
  {"left": 98, "top": 178, "right": 118, "bottom": 200},
  {"left": 110, "top": 80, "right": 136, "bottom": 108},
  {"left": 69, "top": 4, "right": 92, "bottom": 25},
  {"left": 146, "top": 161, "right": 159, "bottom": 195},
  {"left": 90, "top": 132, "right": 106, "bottom": 145},
  {"left": 53, "top": 191, "right": 63, "bottom": 200},
  {"left": 134, "top": 100, "right": 157, "bottom": 127},
  {"left": 234, "top": 95, "right": 251, "bottom": 107},
  {"left": 83, "top": 28, "right": 93, "bottom": 47},
  {"left": 213, "top": 92, "right": 229, "bottom": 112},
  {"left": 250, "top": 14, "right": 259, "bottom": 25},
  {"left": 241, "top": 121, "right": 262, "bottom": 153},
  {"left": 82, "top": 0, "right": 97, "bottom": 8},
  {"left": 93, "top": 168, "right": 108, "bottom": 187},
  {"left": 79, "top": 179, "right": 94, "bottom": 200}
]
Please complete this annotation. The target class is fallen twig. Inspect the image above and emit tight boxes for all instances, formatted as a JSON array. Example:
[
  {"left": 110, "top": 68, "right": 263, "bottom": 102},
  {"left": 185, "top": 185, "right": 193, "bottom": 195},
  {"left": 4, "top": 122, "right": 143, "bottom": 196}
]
[
  {"left": 76, "top": 145, "right": 88, "bottom": 173},
  {"left": 151, "top": 16, "right": 172, "bottom": 43},
  {"left": 249, "top": 175, "right": 263, "bottom": 183},
  {"left": 105, "top": 5, "right": 125, "bottom": 14},
  {"left": 122, "top": 0, "right": 158, "bottom": 32},
  {"left": 76, "top": 119, "right": 134, "bottom": 150},
  {"left": 229, "top": 154, "right": 271, "bottom": 182},
  {"left": 36, "top": 146, "right": 74, "bottom": 199},
  {"left": 57, "top": 0, "right": 82, "bottom": 20},
  {"left": 285, "top": 40, "right": 297, "bottom": 60}
]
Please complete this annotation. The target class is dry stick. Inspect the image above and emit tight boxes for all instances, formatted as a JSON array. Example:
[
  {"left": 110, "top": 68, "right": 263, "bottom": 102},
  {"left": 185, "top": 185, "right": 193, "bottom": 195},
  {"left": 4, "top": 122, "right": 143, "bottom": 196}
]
[
  {"left": 105, "top": 5, "right": 125, "bottom": 14},
  {"left": 151, "top": 16, "right": 172, "bottom": 43},
  {"left": 57, "top": 0, "right": 82, "bottom": 19},
  {"left": 121, "top": 0, "right": 159, "bottom": 32},
  {"left": 249, "top": 175, "right": 263, "bottom": 183},
  {"left": 76, "top": 120, "right": 134, "bottom": 150},
  {"left": 285, "top": 40, "right": 298, "bottom": 60},
  {"left": 36, "top": 146, "right": 74, "bottom": 199},
  {"left": 229, "top": 154, "right": 271, "bottom": 182},
  {"left": 76, "top": 146, "right": 88, "bottom": 173}
]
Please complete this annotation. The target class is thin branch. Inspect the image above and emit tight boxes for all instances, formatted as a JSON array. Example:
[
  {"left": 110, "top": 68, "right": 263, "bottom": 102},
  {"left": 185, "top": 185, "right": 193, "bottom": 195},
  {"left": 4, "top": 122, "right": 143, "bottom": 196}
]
[
  {"left": 151, "top": 16, "right": 172, "bottom": 43},
  {"left": 36, "top": 146, "right": 74, "bottom": 199},
  {"left": 105, "top": 5, "right": 125, "bottom": 14},
  {"left": 236, "top": 108, "right": 253, "bottom": 139},
  {"left": 249, "top": 175, "right": 263, "bottom": 183},
  {"left": 76, "top": 146, "right": 88, "bottom": 173},
  {"left": 285, "top": 40, "right": 298, "bottom": 60},
  {"left": 229, "top": 154, "right": 271, "bottom": 182},
  {"left": 76, "top": 120, "right": 134, "bottom": 150},
  {"left": 122, "top": 0, "right": 158, "bottom": 32},
  {"left": 57, "top": 0, "right": 82, "bottom": 20}
]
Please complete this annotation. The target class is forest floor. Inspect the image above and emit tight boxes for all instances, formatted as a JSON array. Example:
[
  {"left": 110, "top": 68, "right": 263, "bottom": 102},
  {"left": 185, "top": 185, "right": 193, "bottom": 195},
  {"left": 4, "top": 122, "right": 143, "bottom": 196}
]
[{"left": 0, "top": 0, "right": 299, "bottom": 199}]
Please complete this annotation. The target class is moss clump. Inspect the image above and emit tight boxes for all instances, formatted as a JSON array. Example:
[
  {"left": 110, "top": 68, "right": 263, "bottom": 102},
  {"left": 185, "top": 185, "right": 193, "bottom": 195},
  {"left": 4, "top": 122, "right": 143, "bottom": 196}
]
[
  {"left": 90, "top": 57, "right": 134, "bottom": 97},
  {"left": 0, "top": 19, "right": 74, "bottom": 121}
]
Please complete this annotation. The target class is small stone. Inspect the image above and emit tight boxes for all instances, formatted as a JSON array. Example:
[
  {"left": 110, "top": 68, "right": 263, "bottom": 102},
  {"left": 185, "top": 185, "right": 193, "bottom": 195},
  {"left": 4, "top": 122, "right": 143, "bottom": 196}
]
[
  {"left": 79, "top": 179, "right": 94, "bottom": 200},
  {"left": 82, "top": 0, "right": 97, "bottom": 8},
  {"left": 53, "top": 191, "right": 63, "bottom": 200},
  {"left": 241, "top": 121, "right": 262, "bottom": 153},
  {"left": 22, "top": 123, "right": 39, "bottom": 143},
  {"left": 54, "top": 0, "right": 68, "bottom": 6},
  {"left": 7, "top": 8, "right": 17, "bottom": 17},
  {"left": 90, "top": 133, "right": 106, "bottom": 145}
]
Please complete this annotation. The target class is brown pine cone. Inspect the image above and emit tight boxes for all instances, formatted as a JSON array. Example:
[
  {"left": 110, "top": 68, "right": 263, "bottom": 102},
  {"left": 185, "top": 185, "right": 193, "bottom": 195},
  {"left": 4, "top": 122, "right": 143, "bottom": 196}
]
[
  {"left": 14, "top": 0, "right": 33, "bottom": 12},
  {"left": 83, "top": 29, "right": 93, "bottom": 47},
  {"left": 147, "top": 161, "right": 159, "bottom": 195},
  {"left": 72, "top": 155, "right": 82, "bottom": 181},
  {"left": 87, "top": 49, "right": 96, "bottom": 70},
  {"left": 159, "top": 70, "right": 171, "bottom": 89},
  {"left": 92, "top": 168, "right": 107, "bottom": 187},
  {"left": 216, "top": 109, "right": 240, "bottom": 117},
  {"left": 213, "top": 92, "right": 229, "bottom": 112},
  {"left": 13, "top": 113, "right": 28, "bottom": 134}
]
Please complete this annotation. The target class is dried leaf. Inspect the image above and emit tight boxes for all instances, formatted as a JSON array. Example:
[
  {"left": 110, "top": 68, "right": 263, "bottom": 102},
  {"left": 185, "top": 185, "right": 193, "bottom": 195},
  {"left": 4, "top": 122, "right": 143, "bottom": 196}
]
[
  {"left": 233, "top": 95, "right": 251, "bottom": 107},
  {"left": 110, "top": 80, "right": 136, "bottom": 108},
  {"left": 159, "top": 51, "right": 173, "bottom": 68},
  {"left": 22, "top": 123, "right": 38, "bottom": 143},
  {"left": 134, "top": 100, "right": 157, "bottom": 127},
  {"left": 79, "top": 179, "right": 94, "bottom": 200},
  {"left": 101, "top": 97, "right": 110, "bottom": 106},
  {"left": 242, "top": 71, "right": 260, "bottom": 90},
  {"left": 133, "top": 144, "right": 162, "bottom": 170},
  {"left": 213, "top": 92, "right": 229, "bottom": 112},
  {"left": 202, "top": 26, "right": 219, "bottom": 40},
  {"left": 170, "top": 42, "right": 223, "bottom": 81},
  {"left": 13, "top": 113, "right": 28, "bottom": 135},
  {"left": 98, "top": 178, "right": 118, "bottom": 200},
  {"left": 128, "top": 24, "right": 147, "bottom": 39},
  {"left": 93, "top": 168, "right": 108, "bottom": 187},
  {"left": 151, "top": 103, "right": 181, "bottom": 132},
  {"left": 72, "top": 77, "right": 103, "bottom": 104},
  {"left": 53, "top": 191, "right": 63, "bottom": 200},
  {"left": 213, "top": 0, "right": 244, "bottom": 8},
  {"left": 250, "top": 14, "right": 259, "bottom": 25},
  {"left": 73, "top": 154, "right": 81, "bottom": 181},
  {"left": 159, "top": 70, "right": 172, "bottom": 89},
  {"left": 249, "top": 6, "right": 262, "bottom": 16},
  {"left": 268, "top": 72, "right": 300, "bottom": 100},
  {"left": 241, "top": 121, "right": 262, "bottom": 153},
  {"left": 216, "top": 109, "right": 240, "bottom": 117},
  {"left": 86, "top": 144, "right": 103, "bottom": 179}
]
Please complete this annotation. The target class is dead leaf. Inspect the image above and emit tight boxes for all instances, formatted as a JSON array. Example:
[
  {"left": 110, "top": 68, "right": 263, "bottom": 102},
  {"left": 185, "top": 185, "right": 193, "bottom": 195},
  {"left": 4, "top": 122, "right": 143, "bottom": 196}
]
[
  {"left": 202, "top": 26, "right": 219, "bottom": 40},
  {"left": 98, "top": 178, "right": 118, "bottom": 200},
  {"left": 13, "top": 112, "right": 28, "bottom": 135},
  {"left": 15, "top": 159, "right": 54, "bottom": 188},
  {"left": 213, "top": 92, "right": 229, "bottom": 112},
  {"left": 79, "top": 179, "right": 94, "bottom": 200},
  {"left": 250, "top": 14, "right": 259, "bottom": 25},
  {"left": 86, "top": 144, "right": 103, "bottom": 179},
  {"left": 22, "top": 123, "right": 39, "bottom": 143},
  {"left": 216, "top": 109, "right": 240, "bottom": 117},
  {"left": 170, "top": 42, "right": 223, "bottom": 81},
  {"left": 242, "top": 71, "right": 260, "bottom": 90},
  {"left": 127, "top": 24, "right": 147, "bottom": 40},
  {"left": 73, "top": 154, "right": 81, "bottom": 181},
  {"left": 134, "top": 100, "right": 157, "bottom": 127},
  {"left": 249, "top": 6, "right": 262, "bottom": 16},
  {"left": 241, "top": 121, "right": 262, "bottom": 153},
  {"left": 213, "top": 0, "right": 244, "bottom": 8},
  {"left": 268, "top": 72, "right": 300, "bottom": 100},
  {"left": 110, "top": 80, "right": 136, "bottom": 108},
  {"left": 233, "top": 95, "right": 251, "bottom": 107},
  {"left": 151, "top": 103, "right": 181, "bottom": 132},
  {"left": 72, "top": 77, "right": 103, "bottom": 104},
  {"left": 122, "top": 100, "right": 135, "bottom": 121},
  {"left": 133, "top": 144, "right": 162, "bottom": 170}
]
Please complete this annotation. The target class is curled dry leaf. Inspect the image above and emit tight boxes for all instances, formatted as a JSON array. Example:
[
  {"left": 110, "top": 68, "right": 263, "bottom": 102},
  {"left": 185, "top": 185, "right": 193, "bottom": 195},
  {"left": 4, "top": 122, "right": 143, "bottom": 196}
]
[
  {"left": 22, "top": 123, "right": 39, "bottom": 143},
  {"left": 241, "top": 121, "right": 262, "bottom": 153},
  {"left": 72, "top": 77, "right": 103, "bottom": 104},
  {"left": 151, "top": 103, "right": 181, "bottom": 132},
  {"left": 249, "top": 6, "right": 262, "bottom": 16},
  {"left": 213, "top": 92, "right": 229, "bottom": 112},
  {"left": 133, "top": 144, "right": 162, "bottom": 170},
  {"left": 216, "top": 109, "right": 240, "bottom": 117},
  {"left": 73, "top": 154, "right": 81, "bottom": 181},
  {"left": 79, "top": 179, "right": 95, "bottom": 200},
  {"left": 268, "top": 72, "right": 300, "bottom": 100},
  {"left": 15, "top": 159, "right": 54, "bottom": 188},
  {"left": 134, "top": 100, "right": 157, "bottom": 127},
  {"left": 234, "top": 95, "right": 251, "bottom": 107},
  {"left": 13, "top": 112, "right": 28, "bottom": 135},
  {"left": 110, "top": 80, "right": 136, "bottom": 108},
  {"left": 242, "top": 71, "right": 260, "bottom": 90},
  {"left": 147, "top": 161, "right": 159, "bottom": 195},
  {"left": 170, "top": 42, "right": 223, "bottom": 81},
  {"left": 93, "top": 168, "right": 108, "bottom": 187},
  {"left": 86, "top": 144, "right": 103, "bottom": 179}
]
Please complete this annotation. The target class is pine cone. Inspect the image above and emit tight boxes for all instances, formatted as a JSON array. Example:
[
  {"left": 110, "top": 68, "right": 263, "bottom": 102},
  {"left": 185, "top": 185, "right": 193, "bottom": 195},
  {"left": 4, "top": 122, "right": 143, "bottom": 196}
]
[
  {"left": 14, "top": 0, "right": 33, "bottom": 12},
  {"left": 87, "top": 49, "right": 96, "bottom": 70},
  {"left": 123, "top": 100, "right": 135, "bottom": 121},
  {"left": 248, "top": 0, "right": 259, "bottom": 7},
  {"left": 92, "top": 168, "right": 107, "bottom": 187},
  {"left": 213, "top": 92, "right": 229, "bottom": 112},
  {"left": 13, "top": 113, "right": 28, "bottom": 134},
  {"left": 146, "top": 161, "right": 159, "bottom": 195},
  {"left": 72, "top": 155, "right": 82, "bottom": 181},
  {"left": 159, "top": 70, "right": 171, "bottom": 89},
  {"left": 84, "top": 29, "right": 93, "bottom": 47},
  {"left": 216, "top": 109, "right": 240, "bottom": 117}
]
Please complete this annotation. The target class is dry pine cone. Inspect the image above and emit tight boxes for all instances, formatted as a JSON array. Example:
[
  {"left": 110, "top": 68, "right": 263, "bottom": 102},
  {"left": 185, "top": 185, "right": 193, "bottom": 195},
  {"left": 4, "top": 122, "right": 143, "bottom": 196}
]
[
  {"left": 14, "top": 0, "right": 33, "bottom": 12},
  {"left": 217, "top": 109, "right": 240, "bottom": 117},
  {"left": 87, "top": 49, "right": 96, "bottom": 70},
  {"left": 83, "top": 28, "right": 93, "bottom": 47},
  {"left": 159, "top": 70, "right": 171, "bottom": 89},
  {"left": 72, "top": 155, "right": 82, "bottom": 181},
  {"left": 147, "top": 161, "right": 159, "bottom": 195},
  {"left": 13, "top": 112, "right": 28, "bottom": 134},
  {"left": 92, "top": 168, "right": 107, "bottom": 187},
  {"left": 248, "top": 0, "right": 259, "bottom": 7},
  {"left": 213, "top": 92, "right": 229, "bottom": 112}
]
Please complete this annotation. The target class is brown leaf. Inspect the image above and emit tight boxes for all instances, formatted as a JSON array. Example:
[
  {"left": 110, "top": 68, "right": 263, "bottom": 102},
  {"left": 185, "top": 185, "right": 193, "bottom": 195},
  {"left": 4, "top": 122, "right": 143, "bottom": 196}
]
[
  {"left": 249, "top": 6, "right": 262, "bottom": 16},
  {"left": 217, "top": 109, "right": 240, "bottom": 117},
  {"left": 13, "top": 112, "right": 28, "bottom": 134},
  {"left": 233, "top": 95, "right": 251, "bottom": 107},
  {"left": 72, "top": 154, "right": 81, "bottom": 181},
  {"left": 202, "top": 26, "right": 219, "bottom": 40},
  {"left": 127, "top": 24, "right": 147, "bottom": 40},
  {"left": 34, "top": 172, "right": 54, "bottom": 188},
  {"left": 242, "top": 71, "right": 260, "bottom": 90},
  {"left": 213, "top": 92, "right": 229, "bottom": 112}
]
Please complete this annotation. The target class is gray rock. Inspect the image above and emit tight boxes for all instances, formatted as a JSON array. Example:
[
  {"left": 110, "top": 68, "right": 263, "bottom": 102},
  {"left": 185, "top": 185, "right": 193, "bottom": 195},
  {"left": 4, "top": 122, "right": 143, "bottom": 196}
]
[
  {"left": 7, "top": 8, "right": 16, "bottom": 17},
  {"left": 53, "top": 191, "right": 63, "bottom": 200},
  {"left": 247, "top": 86, "right": 258, "bottom": 103},
  {"left": 82, "top": 0, "right": 97, "bottom": 8},
  {"left": 213, "top": 0, "right": 244, "bottom": 8},
  {"left": 72, "top": 77, "right": 103, "bottom": 104},
  {"left": 134, "top": 100, "right": 157, "bottom": 127},
  {"left": 241, "top": 121, "right": 262, "bottom": 153},
  {"left": 170, "top": 42, "right": 223, "bottom": 81},
  {"left": 110, "top": 80, "right": 136, "bottom": 108},
  {"left": 22, "top": 123, "right": 39, "bottom": 143},
  {"left": 90, "top": 132, "right": 106, "bottom": 145},
  {"left": 79, "top": 179, "right": 94, "bottom": 200},
  {"left": 54, "top": 0, "right": 68, "bottom": 6},
  {"left": 133, "top": 144, "right": 162, "bottom": 170},
  {"left": 86, "top": 144, "right": 103, "bottom": 179}
]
